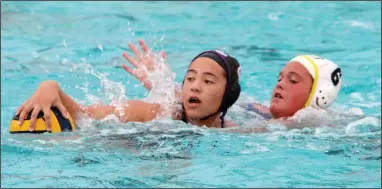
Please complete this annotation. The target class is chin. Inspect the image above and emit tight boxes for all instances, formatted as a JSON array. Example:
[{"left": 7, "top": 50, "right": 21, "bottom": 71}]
[
  {"left": 184, "top": 109, "right": 202, "bottom": 119},
  {"left": 269, "top": 106, "right": 277, "bottom": 117},
  {"left": 269, "top": 102, "right": 279, "bottom": 112},
  {"left": 270, "top": 106, "right": 299, "bottom": 119},
  {"left": 269, "top": 104, "right": 285, "bottom": 119},
  {"left": 186, "top": 109, "right": 217, "bottom": 120}
]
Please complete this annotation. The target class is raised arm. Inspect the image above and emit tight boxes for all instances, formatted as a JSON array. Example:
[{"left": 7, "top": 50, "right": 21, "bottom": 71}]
[{"left": 121, "top": 39, "right": 182, "bottom": 99}]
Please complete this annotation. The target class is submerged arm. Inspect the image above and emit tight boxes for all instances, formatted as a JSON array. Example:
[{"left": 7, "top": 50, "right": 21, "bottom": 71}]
[{"left": 240, "top": 102, "right": 273, "bottom": 119}]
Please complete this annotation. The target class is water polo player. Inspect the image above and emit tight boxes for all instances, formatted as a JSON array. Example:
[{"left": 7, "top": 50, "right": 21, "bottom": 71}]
[
  {"left": 245, "top": 55, "right": 343, "bottom": 120},
  {"left": 13, "top": 47, "right": 241, "bottom": 132}
]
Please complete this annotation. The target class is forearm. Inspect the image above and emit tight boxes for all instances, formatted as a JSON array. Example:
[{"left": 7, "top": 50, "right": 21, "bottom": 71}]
[
  {"left": 58, "top": 87, "right": 159, "bottom": 123},
  {"left": 55, "top": 84, "right": 82, "bottom": 122},
  {"left": 114, "top": 100, "right": 162, "bottom": 123},
  {"left": 54, "top": 82, "right": 161, "bottom": 123},
  {"left": 55, "top": 82, "right": 115, "bottom": 122},
  {"left": 242, "top": 102, "right": 272, "bottom": 117}
]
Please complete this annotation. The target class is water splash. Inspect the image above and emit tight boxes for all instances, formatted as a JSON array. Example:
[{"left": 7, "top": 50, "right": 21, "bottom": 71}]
[
  {"left": 143, "top": 53, "right": 180, "bottom": 117},
  {"left": 345, "top": 117, "right": 381, "bottom": 134}
]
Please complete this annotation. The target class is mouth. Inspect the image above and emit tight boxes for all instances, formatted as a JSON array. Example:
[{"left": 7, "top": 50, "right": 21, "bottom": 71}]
[
  {"left": 188, "top": 96, "right": 202, "bottom": 104},
  {"left": 273, "top": 92, "right": 283, "bottom": 99}
]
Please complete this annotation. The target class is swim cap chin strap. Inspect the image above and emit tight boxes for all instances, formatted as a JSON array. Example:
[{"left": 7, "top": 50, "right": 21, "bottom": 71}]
[
  {"left": 290, "top": 55, "right": 342, "bottom": 109},
  {"left": 301, "top": 55, "right": 319, "bottom": 107}
]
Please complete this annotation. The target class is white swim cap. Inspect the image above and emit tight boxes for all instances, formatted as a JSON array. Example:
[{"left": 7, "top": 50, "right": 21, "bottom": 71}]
[{"left": 289, "top": 55, "right": 343, "bottom": 109}]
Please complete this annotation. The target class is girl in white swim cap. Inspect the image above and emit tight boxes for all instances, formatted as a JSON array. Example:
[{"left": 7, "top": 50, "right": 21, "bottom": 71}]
[{"left": 246, "top": 55, "right": 343, "bottom": 120}]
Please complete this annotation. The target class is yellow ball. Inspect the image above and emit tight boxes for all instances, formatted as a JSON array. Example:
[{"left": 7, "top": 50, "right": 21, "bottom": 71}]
[{"left": 9, "top": 107, "right": 75, "bottom": 134}]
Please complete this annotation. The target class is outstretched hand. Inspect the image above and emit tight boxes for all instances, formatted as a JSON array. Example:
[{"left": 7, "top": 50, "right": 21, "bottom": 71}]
[{"left": 122, "top": 39, "right": 166, "bottom": 91}]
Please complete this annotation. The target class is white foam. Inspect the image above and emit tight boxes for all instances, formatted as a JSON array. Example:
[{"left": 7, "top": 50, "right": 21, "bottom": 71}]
[
  {"left": 287, "top": 106, "right": 329, "bottom": 126},
  {"left": 345, "top": 20, "right": 374, "bottom": 29},
  {"left": 350, "top": 92, "right": 364, "bottom": 102},
  {"left": 266, "top": 131, "right": 287, "bottom": 141},
  {"left": 345, "top": 117, "right": 381, "bottom": 134},
  {"left": 349, "top": 102, "right": 381, "bottom": 108},
  {"left": 97, "top": 44, "right": 104, "bottom": 52},
  {"left": 268, "top": 12, "right": 282, "bottom": 21},
  {"left": 314, "top": 126, "right": 334, "bottom": 136},
  {"left": 144, "top": 53, "right": 179, "bottom": 116},
  {"left": 344, "top": 107, "right": 364, "bottom": 116},
  {"left": 244, "top": 142, "right": 270, "bottom": 152}
]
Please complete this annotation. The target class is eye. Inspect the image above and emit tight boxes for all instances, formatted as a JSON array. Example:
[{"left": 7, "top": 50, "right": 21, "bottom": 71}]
[
  {"left": 277, "top": 75, "right": 283, "bottom": 82},
  {"left": 204, "top": 80, "right": 214, "bottom": 84},
  {"left": 288, "top": 75, "right": 299, "bottom": 84},
  {"left": 186, "top": 77, "right": 194, "bottom": 82}
]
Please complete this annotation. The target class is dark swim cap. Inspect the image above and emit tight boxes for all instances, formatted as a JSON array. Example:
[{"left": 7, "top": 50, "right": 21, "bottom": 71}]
[{"left": 182, "top": 50, "right": 241, "bottom": 128}]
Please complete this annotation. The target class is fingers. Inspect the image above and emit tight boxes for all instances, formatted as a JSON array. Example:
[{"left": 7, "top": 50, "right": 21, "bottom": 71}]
[
  {"left": 128, "top": 42, "right": 142, "bottom": 59},
  {"left": 55, "top": 101, "right": 69, "bottom": 120},
  {"left": 15, "top": 100, "right": 29, "bottom": 116},
  {"left": 122, "top": 64, "right": 136, "bottom": 75},
  {"left": 18, "top": 102, "right": 33, "bottom": 126},
  {"left": 29, "top": 106, "right": 41, "bottom": 131},
  {"left": 122, "top": 64, "right": 140, "bottom": 79},
  {"left": 142, "top": 80, "right": 153, "bottom": 91},
  {"left": 122, "top": 52, "right": 139, "bottom": 68},
  {"left": 123, "top": 64, "right": 150, "bottom": 85},
  {"left": 43, "top": 107, "right": 52, "bottom": 131},
  {"left": 139, "top": 39, "right": 150, "bottom": 55}
]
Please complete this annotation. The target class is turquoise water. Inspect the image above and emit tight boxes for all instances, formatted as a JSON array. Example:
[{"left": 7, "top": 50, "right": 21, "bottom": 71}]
[{"left": 1, "top": 1, "right": 381, "bottom": 188}]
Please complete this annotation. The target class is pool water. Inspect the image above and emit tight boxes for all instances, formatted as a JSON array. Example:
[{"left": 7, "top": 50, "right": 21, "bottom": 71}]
[{"left": 1, "top": 1, "right": 381, "bottom": 188}]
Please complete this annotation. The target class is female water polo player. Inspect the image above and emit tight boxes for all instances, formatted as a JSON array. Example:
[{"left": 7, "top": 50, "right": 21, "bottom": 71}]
[
  {"left": 14, "top": 46, "right": 242, "bottom": 131},
  {"left": 244, "top": 55, "right": 343, "bottom": 120},
  {"left": 123, "top": 40, "right": 343, "bottom": 123}
]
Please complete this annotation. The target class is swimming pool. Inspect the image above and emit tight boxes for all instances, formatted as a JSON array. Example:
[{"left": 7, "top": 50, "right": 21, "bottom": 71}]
[{"left": 1, "top": 1, "right": 381, "bottom": 187}]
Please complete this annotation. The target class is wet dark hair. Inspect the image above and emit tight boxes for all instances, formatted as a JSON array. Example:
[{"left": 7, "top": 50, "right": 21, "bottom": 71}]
[{"left": 181, "top": 50, "right": 241, "bottom": 128}]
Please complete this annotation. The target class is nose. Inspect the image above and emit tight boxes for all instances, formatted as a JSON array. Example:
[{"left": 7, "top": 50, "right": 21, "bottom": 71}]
[
  {"left": 190, "top": 80, "right": 202, "bottom": 93},
  {"left": 276, "top": 79, "right": 285, "bottom": 90}
]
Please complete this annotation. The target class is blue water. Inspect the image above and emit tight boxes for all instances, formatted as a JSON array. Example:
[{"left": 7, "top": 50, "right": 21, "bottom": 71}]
[{"left": 1, "top": 1, "right": 381, "bottom": 188}]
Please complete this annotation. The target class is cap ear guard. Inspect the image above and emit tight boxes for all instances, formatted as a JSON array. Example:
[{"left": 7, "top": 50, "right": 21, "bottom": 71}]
[
  {"left": 221, "top": 61, "right": 241, "bottom": 110},
  {"left": 222, "top": 78, "right": 241, "bottom": 110},
  {"left": 290, "top": 55, "right": 343, "bottom": 109}
]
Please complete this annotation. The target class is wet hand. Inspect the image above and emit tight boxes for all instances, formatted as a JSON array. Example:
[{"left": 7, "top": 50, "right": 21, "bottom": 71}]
[
  {"left": 122, "top": 39, "right": 166, "bottom": 91},
  {"left": 15, "top": 81, "right": 69, "bottom": 132}
]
